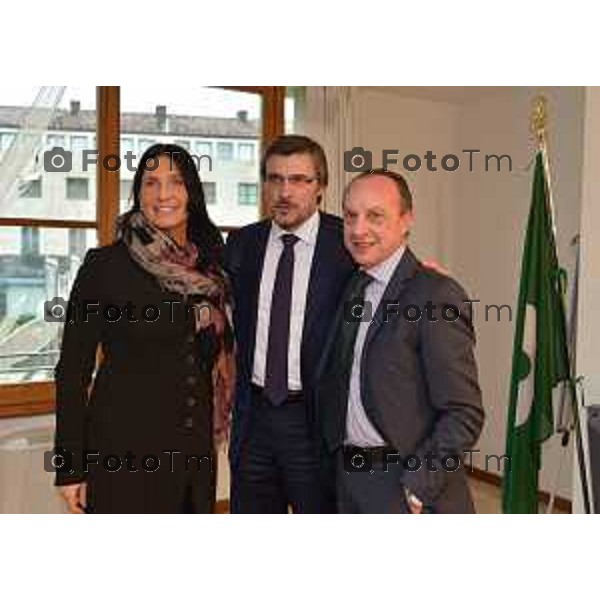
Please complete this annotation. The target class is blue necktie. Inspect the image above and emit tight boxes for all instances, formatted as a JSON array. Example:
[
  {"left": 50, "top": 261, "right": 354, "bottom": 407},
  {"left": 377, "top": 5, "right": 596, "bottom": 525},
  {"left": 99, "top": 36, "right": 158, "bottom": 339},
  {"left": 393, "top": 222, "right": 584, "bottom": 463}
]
[{"left": 264, "top": 233, "right": 300, "bottom": 405}]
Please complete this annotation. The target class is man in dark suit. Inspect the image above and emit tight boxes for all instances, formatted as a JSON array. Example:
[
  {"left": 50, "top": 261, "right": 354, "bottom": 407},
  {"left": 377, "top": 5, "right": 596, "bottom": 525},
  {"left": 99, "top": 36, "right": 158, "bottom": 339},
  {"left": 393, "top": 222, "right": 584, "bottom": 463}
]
[
  {"left": 318, "top": 169, "right": 484, "bottom": 513},
  {"left": 224, "top": 135, "right": 354, "bottom": 513}
]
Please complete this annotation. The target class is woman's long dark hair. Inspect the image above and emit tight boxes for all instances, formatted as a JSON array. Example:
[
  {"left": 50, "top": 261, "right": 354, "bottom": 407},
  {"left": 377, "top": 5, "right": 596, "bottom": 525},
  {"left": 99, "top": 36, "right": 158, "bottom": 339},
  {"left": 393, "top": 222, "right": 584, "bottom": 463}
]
[{"left": 119, "top": 142, "right": 224, "bottom": 271}]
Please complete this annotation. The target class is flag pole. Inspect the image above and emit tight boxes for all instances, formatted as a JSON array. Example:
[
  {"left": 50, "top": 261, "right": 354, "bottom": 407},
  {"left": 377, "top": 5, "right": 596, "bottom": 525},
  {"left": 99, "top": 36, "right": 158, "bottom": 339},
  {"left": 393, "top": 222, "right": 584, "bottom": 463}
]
[
  {"left": 556, "top": 235, "right": 591, "bottom": 513},
  {"left": 531, "top": 95, "right": 558, "bottom": 239},
  {"left": 530, "top": 95, "right": 591, "bottom": 513},
  {"left": 546, "top": 234, "right": 590, "bottom": 513}
]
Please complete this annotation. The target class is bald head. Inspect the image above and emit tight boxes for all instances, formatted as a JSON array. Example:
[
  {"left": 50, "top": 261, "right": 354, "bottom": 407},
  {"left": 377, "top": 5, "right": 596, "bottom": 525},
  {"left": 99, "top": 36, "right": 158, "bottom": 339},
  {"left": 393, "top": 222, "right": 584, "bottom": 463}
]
[{"left": 342, "top": 172, "right": 414, "bottom": 269}]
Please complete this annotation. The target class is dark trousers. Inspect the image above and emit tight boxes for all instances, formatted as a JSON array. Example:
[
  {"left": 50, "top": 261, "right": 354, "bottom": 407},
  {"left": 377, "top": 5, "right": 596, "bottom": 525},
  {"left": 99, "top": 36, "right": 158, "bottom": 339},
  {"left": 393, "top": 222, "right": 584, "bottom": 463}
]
[
  {"left": 336, "top": 450, "right": 411, "bottom": 514},
  {"left": 231, "top": 390, "right": 335, "bottom": 514}
]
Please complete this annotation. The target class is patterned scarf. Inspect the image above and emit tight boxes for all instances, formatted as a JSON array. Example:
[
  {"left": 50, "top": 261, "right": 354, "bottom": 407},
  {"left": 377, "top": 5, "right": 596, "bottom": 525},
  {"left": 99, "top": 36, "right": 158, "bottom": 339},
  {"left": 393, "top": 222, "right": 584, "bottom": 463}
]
[{"left": 118, "top": 210, "right": 235, "bottom": 448}]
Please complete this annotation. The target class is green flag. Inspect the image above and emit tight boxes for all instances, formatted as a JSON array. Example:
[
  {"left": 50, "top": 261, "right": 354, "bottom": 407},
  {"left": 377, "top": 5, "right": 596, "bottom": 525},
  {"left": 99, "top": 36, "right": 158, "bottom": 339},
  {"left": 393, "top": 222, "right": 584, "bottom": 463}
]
[{"left": 502, "top": 151, "right": 571, "bottom": 513}]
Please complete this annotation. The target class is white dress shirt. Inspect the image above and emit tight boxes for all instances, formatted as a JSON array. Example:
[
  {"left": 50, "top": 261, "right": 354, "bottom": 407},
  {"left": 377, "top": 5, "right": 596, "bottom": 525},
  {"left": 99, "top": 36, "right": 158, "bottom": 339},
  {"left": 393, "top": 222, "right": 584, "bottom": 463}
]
[
  {"left": 252, "top": 210, "right": 320, "bottom": 391},
  {"left": 345, "top": 245, "right": 406, "bottom": 446}
]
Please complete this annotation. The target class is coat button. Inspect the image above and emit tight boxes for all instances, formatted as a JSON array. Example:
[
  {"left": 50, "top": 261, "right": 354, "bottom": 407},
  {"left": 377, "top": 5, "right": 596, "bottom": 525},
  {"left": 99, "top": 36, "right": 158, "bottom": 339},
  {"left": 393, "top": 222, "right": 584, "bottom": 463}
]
[
  {"left": 186, "top": 397, "right": 197, "bottom": 407},
  {"left": 186, "top": 355, "right": 195, "bottom": 366},
  {"left": 186, "top": 375, "right": 198, "bottom": 386},
  {"left": 187, "top": 334, "right": 195, "bottom": 345},
  {"left": 183, "top": 416, "right": 193, "bottom": 429}
]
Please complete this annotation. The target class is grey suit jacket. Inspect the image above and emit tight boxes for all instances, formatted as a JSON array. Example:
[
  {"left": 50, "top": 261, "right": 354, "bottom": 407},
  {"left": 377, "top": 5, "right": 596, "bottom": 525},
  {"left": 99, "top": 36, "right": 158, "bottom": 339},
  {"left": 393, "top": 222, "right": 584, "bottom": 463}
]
[{"left": 318, "top": 247, "right": 484, "bottom": 513}]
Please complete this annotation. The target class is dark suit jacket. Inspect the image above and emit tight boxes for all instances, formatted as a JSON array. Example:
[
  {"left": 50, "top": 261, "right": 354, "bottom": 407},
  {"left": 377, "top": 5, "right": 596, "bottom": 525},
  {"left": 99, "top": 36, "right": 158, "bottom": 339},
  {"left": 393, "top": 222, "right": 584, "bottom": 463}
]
[
  {"left": 224, "top": 211, "right": 355, "bottom": 468},
  {"left": 54, "top": 240, "right": 218, "bottom": 513},
  {"left": 318, "top": 247, "right": 484, "bottom": 513}
]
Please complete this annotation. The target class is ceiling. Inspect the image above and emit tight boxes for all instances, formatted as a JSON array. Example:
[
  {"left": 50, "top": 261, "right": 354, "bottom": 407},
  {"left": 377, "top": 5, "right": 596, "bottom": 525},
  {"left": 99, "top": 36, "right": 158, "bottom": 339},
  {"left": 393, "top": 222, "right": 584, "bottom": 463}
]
[{"left": 364, "top": 86, "right": 512, "bottom": 103}]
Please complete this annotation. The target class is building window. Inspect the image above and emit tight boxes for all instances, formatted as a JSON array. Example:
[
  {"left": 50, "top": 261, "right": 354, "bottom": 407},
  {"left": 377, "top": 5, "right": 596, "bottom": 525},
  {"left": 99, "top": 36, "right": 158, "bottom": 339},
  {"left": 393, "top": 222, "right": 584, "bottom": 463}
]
[
  {"left": 195, "top": 141, "right": 212, "bottom": 157},
  {"left": 0, "top": 131, "right": 16, "bottom": 151},
  {"left": 70, "top": 135, "right": 88, "bottom": 155},
  {"left": 203, "top": 182, "right": 216, "bottom": 205},
  {"left": 69, "top": 135, "right": 89, "bottom": 169},
  {"left": 174, "top": 139, "right": 191, "bottom": 150},
  {"left": 66, "top": 177, "right": 89, "bottom": 200},
  {"left": 0, "top": 290, "right": 7, "bottom": 318},
  {"left": 18, "top": 178, "right": 42, "bottom": 198},
  {"left": 138, "top": 138, "right": 156, "bottom": 154},
  {"left": 121, "top": 137, "right": 134, "bottom": 155},
  {"left": 68, "top": 229, "right": 87, "bottom": 257},
  {"left": 217, "top": 142, "right": 234, "bottom": 162},
  {"left": 120, "top": 179, "right": 132, "bottom": 201},
  {"left": 21, "top": 227, "right": 40, "bottom": 256},
  {"left": 46, "top": 134, "right": 66, "bottom": 149},
  {"left": 119, "top": 179, "right": 133, "bottom": 214},
  {"left": 238, "top": 142, "right": 255, "bottom": 163},
  {"left": 238, "top": 183, "right": 258, "bottom": 206}
]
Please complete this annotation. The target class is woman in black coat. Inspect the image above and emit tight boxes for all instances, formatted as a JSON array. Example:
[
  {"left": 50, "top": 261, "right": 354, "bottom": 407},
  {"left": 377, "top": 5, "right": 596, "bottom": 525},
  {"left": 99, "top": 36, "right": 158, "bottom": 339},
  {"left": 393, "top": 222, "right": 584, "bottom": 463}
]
[{"left": 54, "top": 143, "right": 234, "bottom": 513}]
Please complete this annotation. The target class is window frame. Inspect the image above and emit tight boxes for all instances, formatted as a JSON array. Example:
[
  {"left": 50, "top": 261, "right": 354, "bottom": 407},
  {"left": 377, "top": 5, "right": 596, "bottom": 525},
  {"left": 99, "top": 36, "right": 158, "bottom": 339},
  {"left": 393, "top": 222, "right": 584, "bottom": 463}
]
[
  {"left": 18, "top": 177, "right": 43, "bottom": 199},
  {"left": 237, "top": 182, "right": 259, "bottom": 206},
  {"left": 203, "top": 181, "right": 217, "bottom": 205},
  {"left": 238, "top": 142, "right": 256, "bottom": 163},
  {"left": 0, "top": 85, "right": 284, "bottom": 418}
]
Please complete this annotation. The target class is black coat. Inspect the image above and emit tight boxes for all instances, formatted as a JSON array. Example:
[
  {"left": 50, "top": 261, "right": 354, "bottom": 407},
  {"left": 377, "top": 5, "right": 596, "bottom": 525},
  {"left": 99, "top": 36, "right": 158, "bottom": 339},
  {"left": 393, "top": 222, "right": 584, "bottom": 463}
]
[{"left": 54, "top": 240, "right": 218, "bottom": 513}]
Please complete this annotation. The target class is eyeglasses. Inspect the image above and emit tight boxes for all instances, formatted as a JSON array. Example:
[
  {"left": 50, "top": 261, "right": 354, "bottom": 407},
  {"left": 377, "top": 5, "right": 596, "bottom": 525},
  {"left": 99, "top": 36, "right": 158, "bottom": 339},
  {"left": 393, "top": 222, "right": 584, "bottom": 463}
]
[{"left": 265, "top": 173, "right": 319, "bottom": 187}]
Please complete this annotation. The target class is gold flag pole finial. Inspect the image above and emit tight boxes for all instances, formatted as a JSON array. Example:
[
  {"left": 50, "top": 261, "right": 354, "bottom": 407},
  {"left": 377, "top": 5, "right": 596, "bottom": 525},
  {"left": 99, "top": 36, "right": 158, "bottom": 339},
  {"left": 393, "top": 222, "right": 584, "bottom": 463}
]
[{"left": 531, "top": 95, "right": 548, "bottom": 150}]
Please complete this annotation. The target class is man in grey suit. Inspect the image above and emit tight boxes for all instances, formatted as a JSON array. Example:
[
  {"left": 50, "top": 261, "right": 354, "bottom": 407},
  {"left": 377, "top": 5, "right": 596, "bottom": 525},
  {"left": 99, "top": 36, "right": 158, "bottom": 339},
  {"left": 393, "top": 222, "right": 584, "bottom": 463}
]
[{"left": 318, "top": 169, "right": 484, "bottom": 513}]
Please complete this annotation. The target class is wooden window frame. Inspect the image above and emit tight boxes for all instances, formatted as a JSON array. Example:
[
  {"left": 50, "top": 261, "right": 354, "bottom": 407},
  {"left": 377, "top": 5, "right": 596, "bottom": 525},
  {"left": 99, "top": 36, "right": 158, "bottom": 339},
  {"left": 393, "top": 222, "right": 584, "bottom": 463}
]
[
  {"left": 222, "top": 86, "right": 285, "bottom": 218},
  {"left": 0, "top": 86, "right": 284, "bottom": 418}
]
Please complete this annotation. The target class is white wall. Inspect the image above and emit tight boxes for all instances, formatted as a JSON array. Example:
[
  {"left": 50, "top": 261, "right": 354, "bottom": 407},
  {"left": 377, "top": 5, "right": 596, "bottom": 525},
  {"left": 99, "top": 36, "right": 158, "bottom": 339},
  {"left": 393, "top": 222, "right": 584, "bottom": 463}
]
[
  {"left": 573, "top": 87, "right": 600, "bottom": 512},
  {"left": 451, "top": 87, "right": 585, "bottom": 500},
  {"left": 353, "top": 88, "right": 461, "bottom": 261}
]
